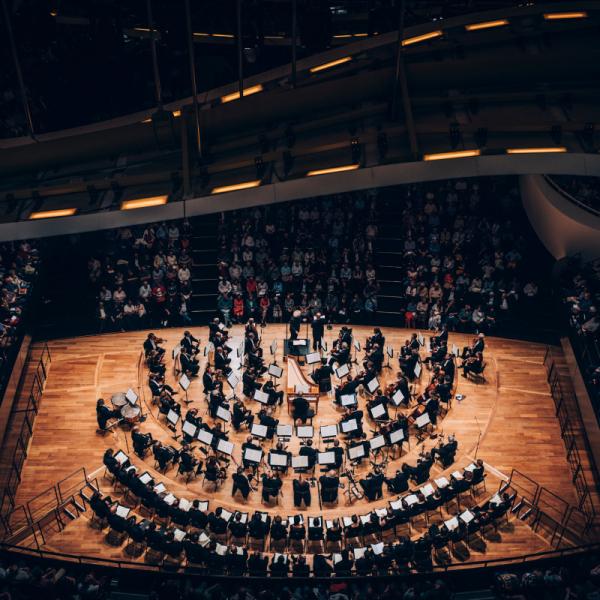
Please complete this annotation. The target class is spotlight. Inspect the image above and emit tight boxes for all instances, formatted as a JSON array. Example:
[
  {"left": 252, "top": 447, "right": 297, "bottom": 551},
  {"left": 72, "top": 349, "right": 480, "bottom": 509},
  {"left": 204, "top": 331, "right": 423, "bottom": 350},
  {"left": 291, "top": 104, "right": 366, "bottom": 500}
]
[{"left": 254, "top": 156, "right": 266, "bottom": 179}]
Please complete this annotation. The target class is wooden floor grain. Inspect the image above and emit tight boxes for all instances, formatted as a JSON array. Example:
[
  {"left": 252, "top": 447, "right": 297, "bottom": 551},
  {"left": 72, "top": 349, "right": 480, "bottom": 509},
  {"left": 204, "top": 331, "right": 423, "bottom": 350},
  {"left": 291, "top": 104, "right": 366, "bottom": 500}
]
[{"left": 12, "top": 325, "right": 584, "bottom": 563}]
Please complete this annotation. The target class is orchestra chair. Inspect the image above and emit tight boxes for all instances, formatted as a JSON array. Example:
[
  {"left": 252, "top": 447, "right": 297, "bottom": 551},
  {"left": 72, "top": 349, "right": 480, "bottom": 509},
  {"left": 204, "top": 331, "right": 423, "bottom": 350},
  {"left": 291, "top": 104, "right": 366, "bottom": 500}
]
[
  {"left": 307, "top": 524, "right": 325, "bottom": 553},
  {"left": 324, "top": 535, "right": 342, "bottom": 553},
  {"left": 470, "top": 473, "right": 487, "bottom": 496},
  {"left": 395, "top": 513, "right": 411, "bottom": 538},
  {"left": 432, "top": 536, "right": 451, "bottom": 564},
  {"left": 90, "top": 510, "right": 108, "bottom": 531},
  {"left": 106, "top": 521, "right": 128, "bottom": 546},
  {"left": 288, "top": 533, "right": 305, "bottom": 553},
  {"left": 123, "top": 487, "right": 139, "bottom": 507},
  {"left": 154, "top": 504, "right": 171, "bottom": 528},
  {"left": 466, "top": 363, "right": 487, "bottom": 383},
  {"left": 202, "top": 470, "right": 224, "bottom": 491},
  {"left": 344, "top": 527, "right": 363, "bottom": 548},
  {"left": 125, "top": 528, "right": 147, "bottom": 557},
  {"left": 381, "top": 519, "right": 397, "bottom": 543},
  {"left": 144, "top": 546, "right": 164, "bottom": 565},
  {"left": 177, "top": 461, "right": 198, "bottom": 483},
  {"left": 138, "top": 497, "right": 155, "bottom": 519},
  {"left": 248, "top": 531, "right": 266, "bottom": 551},
  {"left": 269, "top": 533, "right": 287, "bottom": 553}
]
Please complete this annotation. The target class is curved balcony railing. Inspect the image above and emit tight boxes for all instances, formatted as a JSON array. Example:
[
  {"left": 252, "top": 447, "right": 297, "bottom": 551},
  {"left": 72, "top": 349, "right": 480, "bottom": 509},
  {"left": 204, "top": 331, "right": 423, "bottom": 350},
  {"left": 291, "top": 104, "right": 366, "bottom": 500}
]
[{"left": 544, "top": 175, "right": 600, "bottom": 218}]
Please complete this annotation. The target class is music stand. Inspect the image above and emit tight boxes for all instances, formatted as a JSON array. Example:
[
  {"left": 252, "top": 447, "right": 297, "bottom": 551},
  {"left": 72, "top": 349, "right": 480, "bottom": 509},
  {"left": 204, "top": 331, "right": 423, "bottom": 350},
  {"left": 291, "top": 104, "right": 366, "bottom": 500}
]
[
  {"left": 352, "top": 339, "right": 361, "bottom": 365},
  {"left": 340, "top": 418, "right": 358, "bottom": 434},
  {"left": 179, "top": 373, "right": 191, "bottom": 404},
  {"left": 348, "top": 444, "right": 366, "bottom": 461},
  {"left": 268, "top": 363, "right": 283, "bottom": 382},
  {"left": 182, "top": 420, "right": 198, "bottom": 440},
  {"left": 250, "top": 423, "right": 268, "bottom": 440},
  {"left": 216, "top": 405, "right": 231, "bottom": 423},
  {"left": 335, "top": 363, "right": 350, "bottom": 379},
  {"left": 296, "top": 425, "right": 314, "bottom": 439},
  {"left": 216, "top": 438, "right": 234, "bottom": 457},
  {"left": 243, "top": 447, "right": 263, "bottom": 465},
  {"left": 291, "top": 455, "right": 309, "bottom": 472},
  {"left": 384, "top": 345, "right": 394, "bottom": 369},
  {"left": 317, "top": 451, "right": 336, "bottom": 466},
  {"left": 387, "top": 427, "right": 406, "bottom": 459},
  {"left": 196, "top": 428, "right": 214, "bottom": 447},
  {"left": 366, "top": 377, "right": 380, "bottom": 395},
  {"left": 341, "top": 393, "right": 357, "bottom": 408},
  {"left": 414, "top": 412, "right": 431, "bottom": 444},
  {"left": 253, "top": 389, "right": 269, "bottom": 405},
  {"left": 270, "top": 340, "right": 277, "bottom": 357},
  {"left": 319, "top": 424, "right": 337, "bottom": 442},
  {"left": 276, "top": 424, "right": 293, "bottom": 441},
  {"left": 414, "top": 361, "right": 422, "bottom": 379},
  {"left": 268, "top": 452, "right": 289, "bottom": 470},
  {"left": 226, "top": 373, "right": 239, "bottom": 398},
  {"left": 166, "top": 409, "right": 180, "bottom": 440}
]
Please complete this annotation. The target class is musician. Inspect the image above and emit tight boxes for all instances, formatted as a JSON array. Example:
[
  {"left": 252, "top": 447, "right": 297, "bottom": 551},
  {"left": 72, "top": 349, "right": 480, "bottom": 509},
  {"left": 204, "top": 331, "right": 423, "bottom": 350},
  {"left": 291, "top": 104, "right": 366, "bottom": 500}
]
[
  {"left": 208, "top": 389, "right": 228, "bottom": 419},
  {"left": 131, "top": 426, "right": 153, "bottom": 458},
  {"left": 180, "top": 330, "right": 200, "bottom": 355},
  {"left": 440, "top": 354, "right": 456, "bottom": 382},
  {"left": 366, "top": 327, "right": 385, "bottom": 352},
  {"left": 245, "top": 331, "right": 259, "bottom": 356},
  {"left": 260, "top": 471, "right": 282, "bottom": 503},
  {"left": 179, "top": 444, "right": 200, "bottom": 475},
  {"left": 432, "top": 324, "right": 449, "bottom": 347},
  {"left": 180, "top": 348, "right": 200, "bottom": 377},
  {"left": 208, "top": 507, "right": 228, "bottom": 535},
  {"left": 146, "top": 349, "right": 166, "bottom": 377},
  {"left": 299, "top": 438, "right": 317, "bottom": 468},
  {"left": 331, "top": 439, "right": 344, "bottom": 469},
  {"left": 435, "top": 375, "right": 453, "bottom": 405},
  {"left": 462, "top": 333, "right": 485, "bottom": 358},
  {"left": 96, "top": 398, "right": 119, "bottom": 431},
  {"left": 270, "top": 442, "right": 291, "bottom": 473},
  {"left": 245, "top": 317, "right": 259, "bottom": 339},
  {"left": 291, "top": 394, "right": 314, "bottom": 424},
  {"left": 184, "top": 407, "right": 201, "bottom": 427},
  {"left": 143, "top": 333, "right": 165, "bottom": 357},
  {"left": 334, "top": 374, "right": 362, "bottom": 404},
  {"left": 247, "top": 347, "right": 267, "bottom": 375},
  {"left": 231, "top": 466, "right": 252, "bottom": 500},
  {"left": 402, "top": 452, "right": 434, "bottom": 484},
  {"left": 152, "top": 441, "right": 178, "bottom": 471},
  {"left": 311, "top": 312, "right": 326, "bottom": 350},
  {"left": 289, "top": 310, "right": 301, "bottom": 341},
  {"left": 248, "top": 551, "right": 268, "bottom": 576},
  {"left": 432, "top": 434, "right": 458, "bottom": 467},
  {"left": 209, "top": 317, "right": 227, "bottom": 341},
  {"left": 204, "top": 455, "right": 227, "bottom": 485},
  {"left": 292, "top": 555, "right": 311, "bottom": 577},
  {"left": 257, "top": 408, "right": 278, "bottom": 439},
  {"left": 385, "top": 469, "right": 409, "bottom": 494},
  {"left": 189, "top": 499, "right": 209, "bottom": 530},
  {"left": 159, "top": 391, "right": 180, "bottom": 416},
  {"left": 90, "top": 491, "right": 113, "bottom": 520},
  {"left": 465, "top": 458, "right": 485, "bottom": 482},
  {"left": 202, "top": 366, "right": 217, "bottom": 395},
  {"left": 359, "top": 468, "right": 384, "bottom": 501},
  {"left": 462, "top": 351, "right": 484, "bottom": 378},
  {"left": 340, "top": 407, "right": 364, "bottom": 439},
  {"left": 363, "top": 343, "right": 384, "bottom": 373},
  {"left": 214, "top": 347, "right": 232, "bottom": 375},
  {"left": 263, "top": 380, "right": 283, "bottom": 407},
  {"left": 404, "top": 350, "right": 420, "bottom": 380},
  {"left": 319, "top": 470, "right": 340, "bottom": 503},
  {"left": 311, "top": 358, "right": 333, "bottom": 391},
  {"left": 242, "top": 436, "right": 262, "bottom": 470},
  {"left": 242, "top": 367, "right": 261, "bottom": 397},
  {"left": 232, "top": 399, "right": 253, "bottom": 431},
  {"left": 367, "top": 390, "right": 390, "bottom": 422},
  {"left": 424, "top": 342, "right": 447, "bottom": 369},
  {"left": 409, "top": 332, "right": 421, "bottom": 351},
  {"left": 328, "top": 341, "right": 350, "bottom": 367},
  {"left": 393, "top": 373, "right": 411, "bottom": 406},
  {"left": 347, "top": 435, "right": 369, "bottom": 464},
  {"left": 293, "top": 475, "right": 311, "bottom": 508}
]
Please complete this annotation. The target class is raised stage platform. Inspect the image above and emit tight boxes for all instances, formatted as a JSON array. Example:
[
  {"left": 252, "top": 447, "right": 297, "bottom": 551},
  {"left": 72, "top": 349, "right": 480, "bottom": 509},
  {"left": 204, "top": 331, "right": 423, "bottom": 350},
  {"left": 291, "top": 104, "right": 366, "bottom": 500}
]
[{"left": 6, "top": 325, "right": 598, "bottom": 569}]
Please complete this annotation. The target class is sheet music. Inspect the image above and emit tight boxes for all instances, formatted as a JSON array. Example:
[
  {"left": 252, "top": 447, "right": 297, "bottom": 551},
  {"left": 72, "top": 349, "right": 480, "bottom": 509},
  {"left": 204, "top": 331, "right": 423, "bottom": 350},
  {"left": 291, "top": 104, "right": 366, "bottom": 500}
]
[
  {"left": 452, "top": 470, "right": 464, "bottom": 480},
  {"left": 269, "top": 452, "right": 288, "bottom": 467},
  {"left": 375, "top": 508, "right": 387, "bottom": 518},
  {"left": 415, "top": 412, "right": 430, "bottom": 428},
  {"left": 220, "top": 508, "right": 233, "bottom": 522},
  {"left": 460, "top": 510, "right": 475, "bottom": 524},
  {"left": 243, "top": 448, "right": 263, "bottom": 463},
  {"left": 332, "top": 553, "right": 342, "bottom": 564},
  {"left": 179, "top": 498, "right": 192, "bottom": 512},
  {"left": 291, "top": 455, "right": 308, "bottom": 468},
  {"left": 369, "top": 435, "right": 385, "bottom": 450},
  {"left": 414, "top": 362, "right": 422, "bottom": 378},
  {"left": 167, "top": 409, "right": 179, "bottom": 425},
  {"left": 198, "top": 532, "right": 210, "bottom": 547},
  {"left": 125, "top": 388, "right": 138, "bottom": 405},
  {"left": 197, "top": 428, "right": 214, "bottom": 445},
  {"left": 390, "top": 499, "right": 403, "bottom": 510},
  {"left": 115, "top": 505, "right": 130, "bottom": 518},
  {"left": 445, "top": 516, "right": 459, "bottom": 531},
  {"left": 464, "top": 463, "right": 477, "bottom": 472},
  {"left": 341, "top": 394, "right": 357, "bottom": 407},
  {"left": 306, "top": 352, "right": 321, "bottom": 365},
  {"left": 292, "top": 339, "right": 307, "bottom": 346},
  {"left": 173, "top": 528, "right": 186, "bottom": 542},
  {"left": 318, "top": 451, "right": 335, "bottom": 465},
  {"left": 421, "top": 483, "right": 435, "bottom": 497},
  {"left": 154, "top": 482, "right": 166, "bottom": 494},
  {"left": 294, "top": 383, "right": 309, "bottom": 394},
  {"left": 253, "top": 389, "right": 269, "bottom": 404},
  {"left": 251, "top": 423, "right": 268, "bottom": 438},
  {"left": 389, "top": 428, "right": 404, "bottom": 444},
  {"left": 215, "top": 543, "right": 227, "bottom": 556},
  {"left": 359, "top": 514, "right": 371, "bottom": 525},
  {"left": 276, "top": 424, "right": 293, "bottom": 437},
  {"left": 217, "top": 439, "right": 234, "bottom": 455},
  {"left": 404, "top": 494, "right": 419, "bottom": 506},
  {"left": 179, "top": 373, "right": 191, "bottom": 391},
  {"left": 296, "top": 425, "right": 314, "bottom": 438},
  {"left": 268, "top": 364, "right": 283, "bottom": 378},
  {"left": 349, "top": 445, "right": 365, "bottom": 459},
  {"left": 342, "top": 516, "right": 353, "bottom": 527},
  {"left": 354, "top": 547, "right": 367, "bottom": 559},
  {"left": 114, "top": 451, "right": 129, "bottom": 465},
  {"left": 227, "top": 373, "right": 239, "bottom": 389},
  {"left": 370, "top": 403, "right": 386, "bottom": 419},
  {"left": 435, "top": 476, "right": 450, "bottom": 488},
  {"left": 320, "top": 424, "right": 337, "bottom": 438},
  {"left": 182, "top": 421, "right": 197, "bottom": 437},
  {"left": 367, "top": 377, "right": 380, "bottom": 393},
  {"left": 341, "top": 418, "right": 358, "bottom": 433},
  {"left": 335, "top": 363, "right": 350, "bottom": 378},
  {"left": 163, "top": 493, "right": 177, "bottom": 506},
  {"left": 216, "top": 406, "right": 231, "bottom": 422},
  {"left": 139, "top": 472, "right": 152, "bottom": 485},
  {"left": 391, "top": 389, "right": 405, "bottom": 406},
  {"left": 371, "top": 542, "right": 384, "bottom": 555}
]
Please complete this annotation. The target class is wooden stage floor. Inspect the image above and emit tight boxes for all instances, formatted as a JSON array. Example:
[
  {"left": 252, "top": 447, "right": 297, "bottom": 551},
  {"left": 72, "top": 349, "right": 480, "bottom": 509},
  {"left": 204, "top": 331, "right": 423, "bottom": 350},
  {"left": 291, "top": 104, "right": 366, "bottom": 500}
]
[{"left": 12, "top": 324, "right": 584, "bottom": 566}]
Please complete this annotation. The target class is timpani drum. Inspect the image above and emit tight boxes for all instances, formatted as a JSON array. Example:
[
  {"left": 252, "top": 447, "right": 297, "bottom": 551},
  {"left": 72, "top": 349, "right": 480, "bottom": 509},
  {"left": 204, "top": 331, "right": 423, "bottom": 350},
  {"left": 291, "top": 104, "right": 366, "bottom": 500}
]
[
  {"left": 111, "top": 392, "right": 127, "bottom": 408},
  {"left": 121, "top": 404, "right": 141, "bottom": 425}
]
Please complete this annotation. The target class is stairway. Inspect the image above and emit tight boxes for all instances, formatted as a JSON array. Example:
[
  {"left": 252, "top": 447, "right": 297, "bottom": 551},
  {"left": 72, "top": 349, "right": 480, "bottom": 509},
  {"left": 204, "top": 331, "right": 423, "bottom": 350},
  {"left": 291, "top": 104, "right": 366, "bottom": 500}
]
[
  {"left": 374, "top": 199, "right": 406, "bottom": 326},
  {"left": 189, "top": 214, "right": 219, "bottom": 324}
]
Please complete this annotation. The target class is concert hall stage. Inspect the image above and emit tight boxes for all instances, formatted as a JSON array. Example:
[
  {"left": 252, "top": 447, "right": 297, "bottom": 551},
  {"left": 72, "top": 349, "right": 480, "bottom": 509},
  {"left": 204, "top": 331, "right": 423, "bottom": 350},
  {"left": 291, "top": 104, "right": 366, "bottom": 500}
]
[{"left": 10, "top": 325, "right": 594, "bottom": 566}]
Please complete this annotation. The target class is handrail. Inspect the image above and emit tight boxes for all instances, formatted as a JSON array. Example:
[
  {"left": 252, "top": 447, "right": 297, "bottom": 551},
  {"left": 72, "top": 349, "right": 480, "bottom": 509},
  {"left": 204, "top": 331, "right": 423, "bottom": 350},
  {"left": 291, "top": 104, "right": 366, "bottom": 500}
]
[
  {"left": 0, "top": 541, "right": 598, "bottom": 579},
  {"left": 544, "top": 175, "right": 600, "bottom": 218},
  {"left": 0, "top": 342, "right": 51, "bottom": 518}
]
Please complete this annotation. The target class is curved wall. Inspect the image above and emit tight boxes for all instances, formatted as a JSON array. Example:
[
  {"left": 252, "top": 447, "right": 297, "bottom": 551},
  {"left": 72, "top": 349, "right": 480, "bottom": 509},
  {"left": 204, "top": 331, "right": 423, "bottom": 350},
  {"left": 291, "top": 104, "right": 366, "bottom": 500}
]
[
  {"left": 1, "top": 152, "right": 600, "bottom": 242},
  {"left": 520, "top": 174, "right": 600, "bottom": 261}
]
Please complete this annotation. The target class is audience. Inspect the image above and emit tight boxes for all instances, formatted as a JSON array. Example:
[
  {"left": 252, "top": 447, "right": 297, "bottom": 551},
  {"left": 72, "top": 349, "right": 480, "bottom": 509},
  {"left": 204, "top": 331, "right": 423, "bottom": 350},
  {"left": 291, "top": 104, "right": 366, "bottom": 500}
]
[
  {"left": 550, "top": 175, "right": 600, "bottom": 214},
  {"left": 0, "top": 240, "right": 39, "bottom": 387},
  {"left": 559, "top": 256, "right": 600, "bottom": 418},
  {"left": 88, "top": 220, "right": 194, "bottom": 331},
  {"left": 216, "top": 192, "right": 380, "bottom": 326}
]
